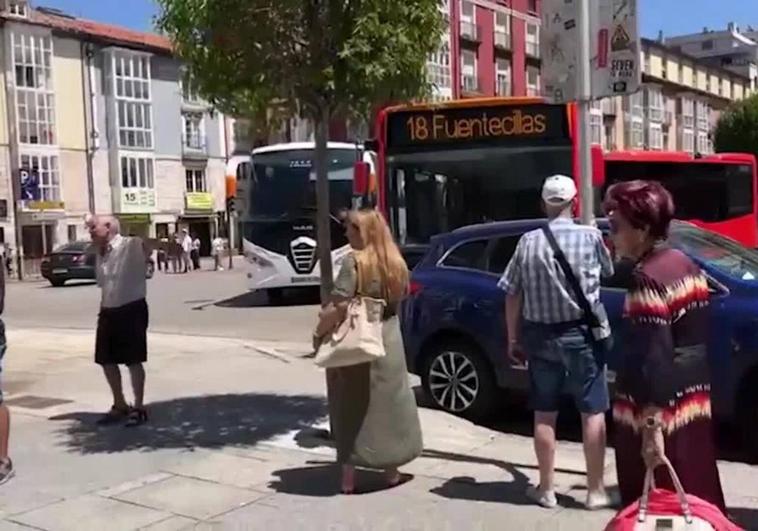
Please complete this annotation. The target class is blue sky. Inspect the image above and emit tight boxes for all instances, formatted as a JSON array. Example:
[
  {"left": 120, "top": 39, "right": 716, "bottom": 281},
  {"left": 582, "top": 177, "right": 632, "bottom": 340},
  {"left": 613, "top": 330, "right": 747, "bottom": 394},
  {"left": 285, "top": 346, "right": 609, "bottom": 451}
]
[{"left": 31, "top": 0, "right": 758, "bottom": 39}]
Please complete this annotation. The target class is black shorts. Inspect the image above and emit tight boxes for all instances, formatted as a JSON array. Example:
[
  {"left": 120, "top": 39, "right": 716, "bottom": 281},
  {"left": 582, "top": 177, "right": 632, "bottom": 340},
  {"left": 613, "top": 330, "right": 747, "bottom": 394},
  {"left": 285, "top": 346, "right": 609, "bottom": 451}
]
[{"left": 95, "top": 299, "right": 149, "bottom": 366}]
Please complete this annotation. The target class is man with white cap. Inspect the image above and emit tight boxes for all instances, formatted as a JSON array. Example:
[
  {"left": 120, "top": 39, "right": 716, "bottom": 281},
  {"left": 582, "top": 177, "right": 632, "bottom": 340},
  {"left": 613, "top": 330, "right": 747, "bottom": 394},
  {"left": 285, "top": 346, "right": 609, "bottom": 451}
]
[{"left": 499, "top": 175, "right": 614, "bottom": 510}]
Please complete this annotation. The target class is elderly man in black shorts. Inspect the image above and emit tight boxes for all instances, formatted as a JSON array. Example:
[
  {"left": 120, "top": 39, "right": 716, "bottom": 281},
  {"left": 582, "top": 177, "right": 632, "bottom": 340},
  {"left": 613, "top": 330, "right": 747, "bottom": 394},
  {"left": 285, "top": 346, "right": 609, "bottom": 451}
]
[{"left": 86, "top": 215, "right": 149, "bottom": 427}]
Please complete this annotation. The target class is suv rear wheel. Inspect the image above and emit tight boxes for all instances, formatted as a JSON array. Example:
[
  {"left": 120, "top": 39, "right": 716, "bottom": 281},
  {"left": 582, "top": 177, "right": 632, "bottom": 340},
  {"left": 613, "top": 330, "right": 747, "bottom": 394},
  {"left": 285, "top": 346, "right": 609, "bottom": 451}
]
[{"left": 421, "top": 340, "right": 497, "bottom": 420}]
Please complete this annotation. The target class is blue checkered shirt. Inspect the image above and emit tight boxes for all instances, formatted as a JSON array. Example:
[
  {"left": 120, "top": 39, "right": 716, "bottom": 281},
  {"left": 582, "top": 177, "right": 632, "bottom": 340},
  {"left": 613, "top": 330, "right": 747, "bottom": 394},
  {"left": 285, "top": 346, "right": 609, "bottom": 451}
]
[{"left": 498, "top": 218, "right": 614, "bottom": 324}]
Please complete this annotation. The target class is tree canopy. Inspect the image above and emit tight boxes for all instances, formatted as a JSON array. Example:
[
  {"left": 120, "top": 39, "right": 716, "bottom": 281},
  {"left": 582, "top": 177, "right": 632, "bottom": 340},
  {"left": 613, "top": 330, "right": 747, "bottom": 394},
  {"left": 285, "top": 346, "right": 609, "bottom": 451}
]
[
  {"left": 714, "top": 93, "right": 758, "bottom": 161},
  {"left": 156, "top": 0, "right": 444, "bottom": 296}
]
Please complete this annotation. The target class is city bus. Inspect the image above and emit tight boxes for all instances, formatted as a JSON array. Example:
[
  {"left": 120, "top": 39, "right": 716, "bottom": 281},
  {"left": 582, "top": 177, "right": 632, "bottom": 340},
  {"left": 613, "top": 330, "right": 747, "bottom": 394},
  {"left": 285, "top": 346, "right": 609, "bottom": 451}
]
[
  {"left": 230, "top": 142, "right": 374, "bottom": 300},
  {"left": 367, "top": 97, "right": 758, "bottom": 249}
]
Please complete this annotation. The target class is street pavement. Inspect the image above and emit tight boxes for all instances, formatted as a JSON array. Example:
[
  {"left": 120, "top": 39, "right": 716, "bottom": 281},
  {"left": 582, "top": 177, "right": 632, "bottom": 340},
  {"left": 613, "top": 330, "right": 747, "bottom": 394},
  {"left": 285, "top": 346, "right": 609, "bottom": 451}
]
[
  {"left": 6, "top": 258, "right": 318, "bottom": 344},
  {"left": 1, "top": 270, "right": 757, "bottom": 530}
]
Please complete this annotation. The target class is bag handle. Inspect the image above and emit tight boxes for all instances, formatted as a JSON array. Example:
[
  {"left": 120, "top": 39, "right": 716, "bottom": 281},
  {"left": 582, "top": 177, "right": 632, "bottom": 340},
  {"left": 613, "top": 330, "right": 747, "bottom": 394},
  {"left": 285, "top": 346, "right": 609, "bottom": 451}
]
[{"left": 637, "top": 456, "right": 693, "bottom": 525}]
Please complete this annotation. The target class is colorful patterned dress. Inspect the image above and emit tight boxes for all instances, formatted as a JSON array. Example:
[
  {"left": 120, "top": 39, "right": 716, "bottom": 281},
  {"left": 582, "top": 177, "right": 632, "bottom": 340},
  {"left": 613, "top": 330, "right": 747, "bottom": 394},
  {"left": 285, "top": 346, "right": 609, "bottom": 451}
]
[{"left": 613, "top": 245, "right": 726, "bottom": 512}]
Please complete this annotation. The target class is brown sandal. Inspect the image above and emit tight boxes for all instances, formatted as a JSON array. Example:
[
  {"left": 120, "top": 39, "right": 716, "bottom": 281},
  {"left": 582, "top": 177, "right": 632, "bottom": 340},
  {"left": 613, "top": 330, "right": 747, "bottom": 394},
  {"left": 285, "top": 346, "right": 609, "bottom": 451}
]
[{"left": 125, "top": 408, "right": 148, "bottom": 427}]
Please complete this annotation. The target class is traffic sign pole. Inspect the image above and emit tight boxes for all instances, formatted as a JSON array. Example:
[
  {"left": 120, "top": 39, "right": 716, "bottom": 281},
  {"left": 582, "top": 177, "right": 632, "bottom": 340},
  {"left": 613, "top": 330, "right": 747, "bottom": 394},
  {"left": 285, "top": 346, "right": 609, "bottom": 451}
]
[{"left": 577, "top": 0, "right": 595, "bottom": 226}]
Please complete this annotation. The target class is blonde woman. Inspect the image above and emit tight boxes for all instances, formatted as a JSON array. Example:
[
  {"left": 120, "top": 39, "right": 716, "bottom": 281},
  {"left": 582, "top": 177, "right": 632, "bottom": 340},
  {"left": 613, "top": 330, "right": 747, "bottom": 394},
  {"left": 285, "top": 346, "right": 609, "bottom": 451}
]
[{"left": 313, "top": 209, "right": 423, "bottom": 494}]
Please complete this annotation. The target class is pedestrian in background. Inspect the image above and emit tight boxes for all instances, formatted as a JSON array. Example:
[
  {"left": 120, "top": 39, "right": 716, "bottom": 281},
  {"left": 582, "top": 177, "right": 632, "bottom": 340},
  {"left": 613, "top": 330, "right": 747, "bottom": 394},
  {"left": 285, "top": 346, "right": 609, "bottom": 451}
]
[
  {"left": 211, "top": 235, "right": 224, "bottom": 271},
  {"left": 0, "top": 257, "right": 13, "bottom": 484},
  {"left": 157, "top": 239, "right": 168, "bottom": 273},
  {"left": 191, "top": 234, "right": 201, "bottom": 271},
  {"left": 603, "top": 181, "right": 727, "bottom": 513},
  {"left": 86, "top": 215, "right": 150, "bottom": 427},
  {"left": 180, "top": 230, "right": 192, "bottom": 273},
  {"left": 313, "top": 209, "right": 422, "bottom": 495},
  {"left": 501, "top": 174, "right": 614, "bottom": 510}
]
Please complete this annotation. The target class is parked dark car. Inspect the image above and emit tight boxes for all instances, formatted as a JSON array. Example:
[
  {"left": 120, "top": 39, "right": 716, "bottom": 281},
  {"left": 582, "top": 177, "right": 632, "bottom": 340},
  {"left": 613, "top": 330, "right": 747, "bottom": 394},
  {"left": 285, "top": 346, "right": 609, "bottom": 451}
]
[
  {"left": 401, "top": 219, "right": 758, "bottom": 456},
  {"left": 41, "top": 241, "right": 155, "bottom": 287}
]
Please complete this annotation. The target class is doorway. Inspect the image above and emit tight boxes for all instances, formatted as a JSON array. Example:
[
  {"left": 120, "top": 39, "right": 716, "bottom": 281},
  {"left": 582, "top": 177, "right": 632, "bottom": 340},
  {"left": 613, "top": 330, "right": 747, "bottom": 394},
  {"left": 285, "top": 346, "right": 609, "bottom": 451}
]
[{"left": 188, "top": 220, "right": 211, "bottom": 256}]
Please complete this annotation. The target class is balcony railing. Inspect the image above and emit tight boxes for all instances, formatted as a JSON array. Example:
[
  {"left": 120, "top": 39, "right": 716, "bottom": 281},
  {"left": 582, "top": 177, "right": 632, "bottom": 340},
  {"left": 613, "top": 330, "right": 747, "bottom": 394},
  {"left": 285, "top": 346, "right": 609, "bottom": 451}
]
[
  {"left": 494, "top": 31, "right": 511, "bottom": 50},
  {"left": 461, "top": 75, "right": 481, "bottom": 94},
  {"left": 460, "top": 21, "right": 480, "bottom": 42},
  {"left": 525, "top": 41, "right": 540, "bottom": 59},
  {"left": 526, "top": 85, "right": 540, "bottom": 97}
]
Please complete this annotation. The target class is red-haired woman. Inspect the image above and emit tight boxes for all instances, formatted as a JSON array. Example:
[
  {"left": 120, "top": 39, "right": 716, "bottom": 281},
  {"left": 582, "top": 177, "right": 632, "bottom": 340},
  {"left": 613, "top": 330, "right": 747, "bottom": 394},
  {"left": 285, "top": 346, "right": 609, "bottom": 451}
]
[{"left": 603, "top": 180, "right": 727, "bottom": 512}]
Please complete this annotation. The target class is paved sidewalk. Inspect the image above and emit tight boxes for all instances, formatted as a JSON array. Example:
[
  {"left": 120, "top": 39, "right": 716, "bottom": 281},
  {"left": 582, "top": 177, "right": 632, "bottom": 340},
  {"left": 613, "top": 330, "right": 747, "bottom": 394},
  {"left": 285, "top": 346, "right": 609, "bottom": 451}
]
[{"left": 0, "top": 329, "right": 756, "bottom": 530}]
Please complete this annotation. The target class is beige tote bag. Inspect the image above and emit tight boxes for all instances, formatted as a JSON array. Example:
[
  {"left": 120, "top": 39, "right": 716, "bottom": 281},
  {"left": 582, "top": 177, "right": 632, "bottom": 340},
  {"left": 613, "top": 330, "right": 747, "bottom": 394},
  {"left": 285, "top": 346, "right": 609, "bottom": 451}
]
[{"left": 314, "top": 295, "right": 386, "bottom": 368}]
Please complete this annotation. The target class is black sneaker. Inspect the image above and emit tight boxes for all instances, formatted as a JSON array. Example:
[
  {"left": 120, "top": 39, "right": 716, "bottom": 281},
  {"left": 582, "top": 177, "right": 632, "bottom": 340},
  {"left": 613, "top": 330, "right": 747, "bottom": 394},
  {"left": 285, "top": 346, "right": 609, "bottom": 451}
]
[{"left": 0, "top": 458, "right": 14, "bottom": 486}]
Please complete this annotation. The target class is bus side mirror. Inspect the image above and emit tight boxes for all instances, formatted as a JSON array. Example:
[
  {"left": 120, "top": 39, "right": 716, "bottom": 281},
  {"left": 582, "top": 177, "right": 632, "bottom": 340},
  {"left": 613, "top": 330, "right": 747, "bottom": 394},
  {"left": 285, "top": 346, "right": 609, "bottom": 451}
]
[{"left": 353, "top": 161, "right": 370, "bottom": 196}]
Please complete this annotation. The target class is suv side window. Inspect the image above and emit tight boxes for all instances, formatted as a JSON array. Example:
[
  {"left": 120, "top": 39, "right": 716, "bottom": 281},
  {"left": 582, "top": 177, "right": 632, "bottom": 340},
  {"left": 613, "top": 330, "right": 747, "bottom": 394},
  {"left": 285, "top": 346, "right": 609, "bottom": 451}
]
[
  {"left": 442, "top": 240, "right": 488, "bottom": 271},
  {"left": 487, "top": 236, "right": 521, "bottom": 274}
]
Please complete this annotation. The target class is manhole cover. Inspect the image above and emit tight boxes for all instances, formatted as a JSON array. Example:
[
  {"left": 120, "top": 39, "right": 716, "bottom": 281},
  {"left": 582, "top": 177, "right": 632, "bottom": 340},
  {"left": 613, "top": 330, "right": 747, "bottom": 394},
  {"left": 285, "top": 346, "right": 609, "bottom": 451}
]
[{"left": 5, "top": 395, "right": 73, "bottom": 409}]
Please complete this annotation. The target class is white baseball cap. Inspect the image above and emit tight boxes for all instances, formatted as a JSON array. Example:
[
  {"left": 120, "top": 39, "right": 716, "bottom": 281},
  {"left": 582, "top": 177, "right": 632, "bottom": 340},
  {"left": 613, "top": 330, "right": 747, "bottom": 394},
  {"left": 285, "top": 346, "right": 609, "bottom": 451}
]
[{"left": 542, "top": 174, "right": 577, "bottom": 205}]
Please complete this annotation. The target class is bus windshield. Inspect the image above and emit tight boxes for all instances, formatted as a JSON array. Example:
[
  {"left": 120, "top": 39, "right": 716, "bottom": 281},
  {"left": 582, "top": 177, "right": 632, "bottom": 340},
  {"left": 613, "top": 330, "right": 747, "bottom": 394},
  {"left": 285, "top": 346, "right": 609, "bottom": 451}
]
[
  {"left": 388, "top": 145, "right": 573, "bottom": 244},
  {"left": 604, "top": 161, "right": 754, "bottom": 222},
  {"left": 249, "top": 148, "right": 355, "bottom": 221}
]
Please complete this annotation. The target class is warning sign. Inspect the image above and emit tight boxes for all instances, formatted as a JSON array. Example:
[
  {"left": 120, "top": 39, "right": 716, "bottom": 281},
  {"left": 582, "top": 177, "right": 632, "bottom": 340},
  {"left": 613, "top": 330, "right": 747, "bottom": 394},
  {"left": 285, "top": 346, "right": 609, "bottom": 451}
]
[{"left": 611, "top": 24, "right": 631, "bottom": 51}]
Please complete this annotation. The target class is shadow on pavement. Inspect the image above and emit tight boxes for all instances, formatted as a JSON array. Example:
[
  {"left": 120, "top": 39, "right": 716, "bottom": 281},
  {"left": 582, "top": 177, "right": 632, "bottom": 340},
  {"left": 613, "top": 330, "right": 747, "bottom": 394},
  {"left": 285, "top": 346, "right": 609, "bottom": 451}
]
[
  {"left": 49, "top": 392, "right": 327, "bottom": 454},
  {"left": 214, "top": 288, "right": 320, "bottom": 308},
  {"left": 425, "top": 448, "right": 586, "bottom": 508},
  {"left": 268, "top": 464, "right": 413, "bottom": 497},
  {"left": 41, "top": 280, "right": 97, "bottom": 289}
]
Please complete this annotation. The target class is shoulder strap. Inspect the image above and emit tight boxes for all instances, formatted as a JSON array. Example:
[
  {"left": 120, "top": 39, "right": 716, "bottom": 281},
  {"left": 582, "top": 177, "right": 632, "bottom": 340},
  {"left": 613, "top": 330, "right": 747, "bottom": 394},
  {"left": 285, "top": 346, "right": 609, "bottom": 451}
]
[{"left": 541, "top": 224, "right": 599, "bottom": 327}]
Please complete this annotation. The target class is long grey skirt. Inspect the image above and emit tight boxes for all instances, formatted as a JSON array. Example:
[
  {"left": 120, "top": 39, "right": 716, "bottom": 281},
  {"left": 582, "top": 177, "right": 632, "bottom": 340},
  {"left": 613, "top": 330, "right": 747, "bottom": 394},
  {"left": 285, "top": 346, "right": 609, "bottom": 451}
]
[{"left": 326, "top": 316, "right": 423, "bottom": 469}]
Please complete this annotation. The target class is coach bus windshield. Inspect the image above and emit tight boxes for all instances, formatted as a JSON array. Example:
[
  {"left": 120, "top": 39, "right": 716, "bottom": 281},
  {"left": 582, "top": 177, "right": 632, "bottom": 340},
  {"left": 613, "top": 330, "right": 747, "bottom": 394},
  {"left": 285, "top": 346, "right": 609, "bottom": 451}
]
[
  {"left": 387, "top": 145, "right": 573, "bottom": 244},
  {"left": 249, "top": 148, "right": 354, "bottom": 221}
]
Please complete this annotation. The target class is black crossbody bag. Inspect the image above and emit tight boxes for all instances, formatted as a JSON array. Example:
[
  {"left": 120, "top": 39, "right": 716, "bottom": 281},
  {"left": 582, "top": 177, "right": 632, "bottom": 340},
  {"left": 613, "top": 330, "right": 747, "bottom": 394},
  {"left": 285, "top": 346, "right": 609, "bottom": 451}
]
[{"left": 541, "top": 225, "right": 612, "bottom": 361}]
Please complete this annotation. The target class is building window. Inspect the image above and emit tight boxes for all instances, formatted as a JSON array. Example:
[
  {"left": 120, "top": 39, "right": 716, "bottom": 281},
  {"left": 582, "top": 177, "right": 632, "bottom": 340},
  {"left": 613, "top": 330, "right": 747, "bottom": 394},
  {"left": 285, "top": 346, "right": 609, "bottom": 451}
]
[
  {"left": 603, "top": 122, "right": 615, "bottom": 151},
  {"left": 681, "top": 128, "right": 695, "bottom": 154},
  {"left": 695, "top": 101, "right": 709, "bottom": 131},
  {"left": 697, "top": 131, "right": 710, "bottom": 154},
  {"left": 648, "top": 124, "right": 663, "bottom": 150},
  {"left": 120, "top": 155, "right": 154, "bottom": 189},
  {"left": 645, "top": 87, "right": 664, "bottom": 123},
  {"left": 20, "top": 154, "right": 60, "bottom": 201},
  {"left": 428, "top": 42, "right": 451, "bottom": 89},
  {"left": 12, "top": 33, "right": 53, "bottom": 90},
  {"left": 590, "top": 110, "right": 603, "bottom": 146},
  {"left": 460, "top": 0, "right": 474, "bottom": 21},
  {"left": 67, "top": 225, "right": 77, "bottom": 243},
  {"left": 527, "top": 0, "right": 537, "bottom": 14},
  {"left": 526, "top": 23, "right": 540, "bottom": 58},
  {"left": 117, "top": 101, "right": 152, "bottom": 149},
  {"left": 681, "top": 97, "right": 695, "bottom": 129},
  {"left": 112, "top": 52, "right": 153, "bottom": 149},
  {"left": 17, "top": 91, "right": 55, "bottom": 145},
  {"left": 12, "top": 33, "right": 55, "bottom": 146},
  {"left": 494, "top": 11, "right": 511, "bottom": 48},
  {"left": 526, "top": 66, "right": 541, "bottom": 96},
  {"left": 626, "top": 120, "right": 644, "bottom": 149},
  {"left": 183, "top": 113, "right": 205, "bottom": 150},
  {"left": 461, "top": 49, "right": 478, "bottom": 92},
  {"left": 185, "top": 168, "right": 207, "bottom": 193},
  {"left": 181, "top": 73, "right": 202, "bottom": 103},
  {"left": 496, "top": 58, "right": 511, "bottom": 96},
  {"left": 7, "top": 1, "right": 27, "bottom": 17}
]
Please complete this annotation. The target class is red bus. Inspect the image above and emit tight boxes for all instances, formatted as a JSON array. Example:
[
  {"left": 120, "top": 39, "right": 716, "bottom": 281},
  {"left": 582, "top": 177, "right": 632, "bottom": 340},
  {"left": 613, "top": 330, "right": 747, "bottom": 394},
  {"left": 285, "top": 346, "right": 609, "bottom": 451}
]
[
  {"left": 599, "top": 150, "right": 757, "bottom": 247},
  {"left": 365, "top": 97, "right": 758, "bottom": 248}
]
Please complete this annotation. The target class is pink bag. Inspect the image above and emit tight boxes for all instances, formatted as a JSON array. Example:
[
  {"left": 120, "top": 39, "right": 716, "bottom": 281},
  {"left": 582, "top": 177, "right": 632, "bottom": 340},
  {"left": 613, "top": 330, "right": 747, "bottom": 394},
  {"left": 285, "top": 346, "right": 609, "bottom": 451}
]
[{"left": 605, "top": 457, "right": 743, "bottom": 531}]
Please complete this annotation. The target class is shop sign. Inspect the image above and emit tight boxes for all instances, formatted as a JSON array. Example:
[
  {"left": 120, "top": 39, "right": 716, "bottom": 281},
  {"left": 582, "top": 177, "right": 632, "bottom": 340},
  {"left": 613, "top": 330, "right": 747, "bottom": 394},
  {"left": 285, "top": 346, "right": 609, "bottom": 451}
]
[
  {"left": 26, "top": 200, "right": 65, "bottom": 211},
  {"left": 118, "top": 214, "right": 151, "bottom": 224},
  {"left": 185, "top": 192, "right": 214, "bottom": 213},
  {"left": 120, "top": 188, "right": 156, "bottom": 213}
]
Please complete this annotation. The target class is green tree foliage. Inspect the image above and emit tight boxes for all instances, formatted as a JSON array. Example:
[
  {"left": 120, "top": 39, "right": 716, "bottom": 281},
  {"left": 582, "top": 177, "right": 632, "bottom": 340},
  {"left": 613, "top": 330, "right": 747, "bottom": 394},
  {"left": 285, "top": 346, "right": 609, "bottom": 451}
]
[
  {"left": 714, "top": 93, "right": 758, "bottom": 160},
  {"left": 156, "top": 0, "right": 444, "bottom": 297}
]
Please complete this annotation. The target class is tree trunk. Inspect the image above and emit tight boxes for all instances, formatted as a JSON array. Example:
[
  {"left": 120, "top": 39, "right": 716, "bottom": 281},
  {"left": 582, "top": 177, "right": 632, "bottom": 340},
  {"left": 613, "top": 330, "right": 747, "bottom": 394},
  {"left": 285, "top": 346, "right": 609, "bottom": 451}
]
[{"left": 314, "top": 106, "right": 333, "bottom": 303}]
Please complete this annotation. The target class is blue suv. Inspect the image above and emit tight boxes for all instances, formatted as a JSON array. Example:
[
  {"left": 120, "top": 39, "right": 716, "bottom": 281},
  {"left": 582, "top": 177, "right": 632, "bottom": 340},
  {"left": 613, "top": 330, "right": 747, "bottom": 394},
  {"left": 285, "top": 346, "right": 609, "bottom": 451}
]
[{"left": 401, "top": 219, "right": 758, "bottom": 457}]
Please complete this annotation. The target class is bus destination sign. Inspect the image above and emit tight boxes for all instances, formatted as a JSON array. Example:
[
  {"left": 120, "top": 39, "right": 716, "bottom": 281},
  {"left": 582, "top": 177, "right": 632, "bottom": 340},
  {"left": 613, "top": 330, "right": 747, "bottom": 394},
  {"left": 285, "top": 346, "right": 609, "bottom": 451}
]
[{"left": 386, "top": 103, "right": 570, "bottom": 150}]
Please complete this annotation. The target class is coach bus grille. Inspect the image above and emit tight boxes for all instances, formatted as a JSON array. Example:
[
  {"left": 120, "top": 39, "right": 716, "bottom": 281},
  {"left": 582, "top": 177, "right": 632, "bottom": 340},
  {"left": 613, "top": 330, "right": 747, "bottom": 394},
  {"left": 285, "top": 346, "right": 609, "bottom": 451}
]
[{"left": 290, "top": 240, "right": 316, "bottom": 274}]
